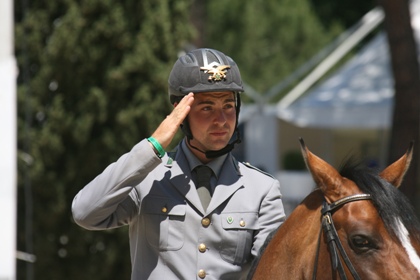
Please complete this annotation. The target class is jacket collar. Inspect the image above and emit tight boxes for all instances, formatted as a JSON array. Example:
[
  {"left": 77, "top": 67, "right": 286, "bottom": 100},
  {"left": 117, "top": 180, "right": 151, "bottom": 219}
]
[{"left": 164, "top": 144, "right": 243, "bottom": 215}]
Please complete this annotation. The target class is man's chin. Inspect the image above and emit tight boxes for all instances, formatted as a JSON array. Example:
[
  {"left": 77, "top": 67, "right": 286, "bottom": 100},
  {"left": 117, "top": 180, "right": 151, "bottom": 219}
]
[
  {"left": 207, "top": 142, "right": 230, "bottom": 151},
  {"left": 189, "top": 138, "right": 230, "bottom": 152}
]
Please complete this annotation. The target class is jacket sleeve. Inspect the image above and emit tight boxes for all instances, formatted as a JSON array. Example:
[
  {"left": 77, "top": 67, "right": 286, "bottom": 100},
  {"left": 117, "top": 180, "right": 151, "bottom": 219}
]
[
  {"left": 252, "top": 179, "right": 286, "bottom": 258},
  {"left": 71, "top": 139, "right": 161, "bottom": 230}
]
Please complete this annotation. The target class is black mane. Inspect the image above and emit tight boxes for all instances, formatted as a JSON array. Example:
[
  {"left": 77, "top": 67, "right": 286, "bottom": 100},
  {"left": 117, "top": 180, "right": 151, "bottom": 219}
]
[{"left": 339, "top": 157, "right": 420, "bottom": 242}]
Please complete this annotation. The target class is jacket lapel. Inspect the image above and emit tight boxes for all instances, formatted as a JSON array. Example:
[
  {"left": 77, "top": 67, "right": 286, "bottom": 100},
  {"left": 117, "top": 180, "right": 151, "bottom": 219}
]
[{"left": 165, "top": 149, "right": 206, "bottom": 214}]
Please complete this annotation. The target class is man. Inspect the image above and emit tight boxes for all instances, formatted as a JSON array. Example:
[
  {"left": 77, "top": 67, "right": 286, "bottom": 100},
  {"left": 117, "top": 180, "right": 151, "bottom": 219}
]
[{"left": 72, "top": 48, "right": 285, "bottom": 279}]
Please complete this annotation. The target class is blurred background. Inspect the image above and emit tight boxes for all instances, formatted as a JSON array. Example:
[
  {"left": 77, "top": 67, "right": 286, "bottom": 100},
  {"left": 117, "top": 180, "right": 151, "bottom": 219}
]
[{"left": 2, "top": 0, "right": 420, "bottom": 279}]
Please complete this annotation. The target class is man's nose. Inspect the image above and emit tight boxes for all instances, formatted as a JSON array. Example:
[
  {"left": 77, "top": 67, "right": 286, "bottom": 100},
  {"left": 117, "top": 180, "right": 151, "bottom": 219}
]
[{"left": 214, "top": 109, "right": 227, "bottom": 124}]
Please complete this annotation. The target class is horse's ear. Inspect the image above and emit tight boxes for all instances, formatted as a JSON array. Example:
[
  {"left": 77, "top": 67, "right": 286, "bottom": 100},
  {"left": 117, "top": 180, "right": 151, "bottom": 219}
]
[
  {"left": 379, "top": 141, "right": 414, "bottom": 188},
  {"left": 299, "top": 138, "right": 343, "bottom": 198}
]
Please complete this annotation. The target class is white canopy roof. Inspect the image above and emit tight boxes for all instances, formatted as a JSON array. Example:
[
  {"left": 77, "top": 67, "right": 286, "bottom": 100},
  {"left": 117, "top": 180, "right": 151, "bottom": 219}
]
[
  {"left": 276, "top": 1, "right": 420, "bottom": 129},
  {"left": 278, "top": 32, "right": 393, "bottom": 128}
]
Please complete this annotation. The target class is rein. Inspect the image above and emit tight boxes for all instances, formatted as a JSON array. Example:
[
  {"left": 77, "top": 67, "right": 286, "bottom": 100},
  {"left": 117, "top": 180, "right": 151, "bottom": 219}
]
[{"left": 312, "top": 194, "right": 372, "bottom": 280}]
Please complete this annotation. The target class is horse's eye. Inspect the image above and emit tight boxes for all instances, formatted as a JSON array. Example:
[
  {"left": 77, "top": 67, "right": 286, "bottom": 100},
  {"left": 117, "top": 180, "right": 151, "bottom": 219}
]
[{"left": 350, "top": 235, "right": 376, "bottom": 253}]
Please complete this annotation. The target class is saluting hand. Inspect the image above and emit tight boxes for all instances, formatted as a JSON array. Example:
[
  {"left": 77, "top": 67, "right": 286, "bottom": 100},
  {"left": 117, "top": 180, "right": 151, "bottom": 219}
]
[{"left": 150, "top": 92, "right": 194, "bottom": 150}]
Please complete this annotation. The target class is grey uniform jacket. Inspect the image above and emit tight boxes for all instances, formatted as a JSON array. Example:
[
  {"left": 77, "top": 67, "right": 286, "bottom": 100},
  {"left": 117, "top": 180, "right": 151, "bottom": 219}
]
[{"left": 72, "top": 139, "right": 285, "bottom": 280}]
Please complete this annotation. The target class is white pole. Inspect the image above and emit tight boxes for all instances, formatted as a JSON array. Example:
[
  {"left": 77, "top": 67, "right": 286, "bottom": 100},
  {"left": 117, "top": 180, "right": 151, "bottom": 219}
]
[{"left": 0, "top": 0, "right": 17, "bottom": 279}]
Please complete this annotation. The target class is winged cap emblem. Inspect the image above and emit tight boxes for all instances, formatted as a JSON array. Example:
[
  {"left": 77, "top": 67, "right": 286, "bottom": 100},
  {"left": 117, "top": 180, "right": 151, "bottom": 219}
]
[{"left": 200, "top": 62, "right": 231, "bottom": 81}]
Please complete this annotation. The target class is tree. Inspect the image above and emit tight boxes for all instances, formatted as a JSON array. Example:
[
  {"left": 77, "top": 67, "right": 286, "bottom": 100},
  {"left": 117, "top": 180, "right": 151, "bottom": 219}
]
[
  {"left": 201, "top": 0, "right": 340, "bottom": 97},
  {"left": 310, "top": 0, "right": 376, "bottom": 29},
  {"left": 15, "top": 0, "right": 194, "bottom": 279},
  {"left": 190, "top": 0, "right": 376, "bottom": 101},
  {"left": 377, "top": 0, "right": 420, "bottom": 214}
]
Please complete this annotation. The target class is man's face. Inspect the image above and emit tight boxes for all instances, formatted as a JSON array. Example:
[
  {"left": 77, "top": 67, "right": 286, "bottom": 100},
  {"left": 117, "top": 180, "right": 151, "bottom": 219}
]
[{"left": 187, "top": 91, "right": 236, "bottom": 158}]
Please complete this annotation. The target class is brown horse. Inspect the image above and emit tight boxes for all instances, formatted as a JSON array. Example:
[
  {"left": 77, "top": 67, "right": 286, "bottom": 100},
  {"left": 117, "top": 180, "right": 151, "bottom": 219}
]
[{"left": 250, "top": 139, "right": 420, "bottom": 279}]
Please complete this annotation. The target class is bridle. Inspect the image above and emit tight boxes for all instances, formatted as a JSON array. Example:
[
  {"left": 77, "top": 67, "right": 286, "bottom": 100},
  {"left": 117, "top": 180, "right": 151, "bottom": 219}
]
[{"left": 312, "top": 193, "right": 372, "bottom": 280}]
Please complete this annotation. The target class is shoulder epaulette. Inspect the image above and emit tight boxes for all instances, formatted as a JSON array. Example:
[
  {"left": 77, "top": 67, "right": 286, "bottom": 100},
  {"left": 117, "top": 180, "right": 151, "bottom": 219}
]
[{"left": 242, "top": 162, "right": 275, "bottom": 179}]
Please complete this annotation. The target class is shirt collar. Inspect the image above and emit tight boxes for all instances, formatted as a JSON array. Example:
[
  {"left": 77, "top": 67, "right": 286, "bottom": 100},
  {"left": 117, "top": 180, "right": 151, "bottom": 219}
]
[{"left": 181, "top": 139, "right": 227, "bottom": 179}]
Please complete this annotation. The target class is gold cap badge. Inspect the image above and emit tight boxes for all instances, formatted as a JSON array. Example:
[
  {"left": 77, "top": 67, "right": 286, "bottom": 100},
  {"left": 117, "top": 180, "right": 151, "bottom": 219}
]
[{"left": 200, "top": 62, "right": 231, "bottom": 81}]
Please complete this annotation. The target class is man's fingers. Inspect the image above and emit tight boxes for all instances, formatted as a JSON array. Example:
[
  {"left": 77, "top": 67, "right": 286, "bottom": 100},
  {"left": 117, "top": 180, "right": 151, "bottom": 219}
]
[
  {"left": 150, "top": 93, "right": 194, "bottom": 150},
  {"left": 171, "top": 93, "right": 194, "bottom": 125}
]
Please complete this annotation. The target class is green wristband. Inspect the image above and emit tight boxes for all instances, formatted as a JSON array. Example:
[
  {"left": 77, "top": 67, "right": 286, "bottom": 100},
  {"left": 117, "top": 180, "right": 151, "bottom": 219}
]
[{"left": 147, "top": 137, "right": 165, "bottom": 158}]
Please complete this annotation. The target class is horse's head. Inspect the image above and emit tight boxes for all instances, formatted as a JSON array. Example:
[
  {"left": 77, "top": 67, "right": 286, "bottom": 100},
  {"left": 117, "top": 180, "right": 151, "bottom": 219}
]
[
  {"left": 251, "top": 139, "right": 420, "bottom": 280},
  {"left": 302, "top": 138, "right": 420, "bottom": 279}
]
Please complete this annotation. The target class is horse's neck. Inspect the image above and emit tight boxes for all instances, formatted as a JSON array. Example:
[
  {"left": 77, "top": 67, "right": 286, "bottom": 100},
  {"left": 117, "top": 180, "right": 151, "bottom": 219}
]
[
  {"left": 252, "top": 190, "right": 330, "bottom": 279},
  {"left": 255, "top": 197, "right": 322, "bottom": 279},
  {"left": 285, "top": 196, "right": 323, "bottom": 242},
  {"left": 280, "top": 200, "right": 322, "bottom": 244}
]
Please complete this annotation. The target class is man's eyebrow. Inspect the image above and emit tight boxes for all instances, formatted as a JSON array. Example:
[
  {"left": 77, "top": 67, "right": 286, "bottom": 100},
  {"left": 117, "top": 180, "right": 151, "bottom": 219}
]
[
  {"left": 197, "top": 97, "right": 235, "bottom": 105},
  {"left": 224, "top": 98, "right": 235, "bottom": 103},
  {"left": 197, "top": 100, "right": 215, "bottom": 105}
]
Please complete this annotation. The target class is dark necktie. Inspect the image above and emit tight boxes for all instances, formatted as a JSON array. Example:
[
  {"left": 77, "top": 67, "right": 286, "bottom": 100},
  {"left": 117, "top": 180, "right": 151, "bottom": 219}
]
[{"left": 195, "top": 165, "right": 213, "bottom": 211}]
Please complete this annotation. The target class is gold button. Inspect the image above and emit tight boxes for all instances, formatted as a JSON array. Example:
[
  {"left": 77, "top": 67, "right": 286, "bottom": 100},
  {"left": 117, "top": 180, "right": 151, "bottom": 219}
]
[
  {"left": 239, "top": 220, "right": 245, "bottom": 227},
  {"left": 161, "top": 207, "right": 167, "bottom": 213},
  {"left": 198, "top": 243, "right": 207, "bottom": 253},
  {"left": 201, "top": 217, "right": 211, "bottom": 227},
  {"left": 198, "top": 269, "right": 206, "bottom": 279}
]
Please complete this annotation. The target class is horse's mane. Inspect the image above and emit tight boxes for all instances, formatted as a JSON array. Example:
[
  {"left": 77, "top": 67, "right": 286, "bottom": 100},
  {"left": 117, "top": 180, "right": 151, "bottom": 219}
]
[{"left": 339, "top": 157, "right": 420, "bottom": 243}]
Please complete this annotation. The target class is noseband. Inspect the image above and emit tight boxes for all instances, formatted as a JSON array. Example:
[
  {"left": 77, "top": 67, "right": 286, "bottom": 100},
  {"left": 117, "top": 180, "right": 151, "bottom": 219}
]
[{"left": 312, "top": 194, "right": 372, "bottom": 280}]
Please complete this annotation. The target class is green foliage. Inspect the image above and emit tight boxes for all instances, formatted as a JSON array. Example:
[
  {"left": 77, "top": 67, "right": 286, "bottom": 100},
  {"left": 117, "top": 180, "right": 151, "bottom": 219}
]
[
  {"left": 15, "top": 0, "right": 194, "bottom": 279},
  {"left": 203, "top": 0, "right": 342, "bottom": 99},
  {"left": 310, "top": 0, "right": 376, "bottom": 29},
  {"left": 200, "top": 0, "right": 375, "bottom": 102}
]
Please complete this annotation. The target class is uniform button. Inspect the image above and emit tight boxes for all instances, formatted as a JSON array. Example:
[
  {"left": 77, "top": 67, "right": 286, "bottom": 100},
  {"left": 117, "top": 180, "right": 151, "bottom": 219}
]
[
  {"left": 198, "top": 243, "right": 207, "bottom": 253},
  {"left": 198, "top": 269, "right": 206, "bottom": 279},
  {"left": 239, "top": 220, "right": 246, "bottom": 227},
  {"left": 201, "top": 217, "right": 211, "bottom": 227},
  {"left": 161, "top": 207, "right": 167, "bottom": 213}
]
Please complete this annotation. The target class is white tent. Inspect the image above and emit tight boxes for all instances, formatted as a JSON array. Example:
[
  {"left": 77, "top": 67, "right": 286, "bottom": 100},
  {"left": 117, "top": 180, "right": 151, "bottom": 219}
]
[
  {"left": 277, "top": 0, "right": 420, "bottom": 129},
  {"left": 278, "top": 32, "right": 393, "bottom": 129}
]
